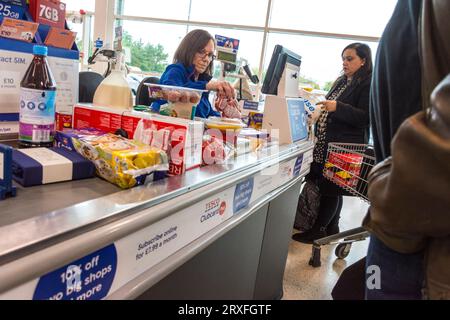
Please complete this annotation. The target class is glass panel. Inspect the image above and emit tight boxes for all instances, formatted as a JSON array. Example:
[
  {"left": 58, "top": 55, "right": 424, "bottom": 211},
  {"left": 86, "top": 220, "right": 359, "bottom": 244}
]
[
  {"left": 187, "top": 26, "right": 264, "bottom": 79},
  {"left": 270, "top": 0, "right": 397, "bottom": 37},
  {"left": 66, "top": 18, "right": 84, "bottom": 50},
  {"left": 189, "top": 0, "right": 268, "bottom": 27},
  {"left": 117, "top": 0, "right": 190, "bottom": 20},
  {"left": 119, "top": 20, "right": 188, "bottom": 74},
  {"left": 65, "top": 0, "right": 96, "bottom": 12},
  {"left": 264, "top": 32, "right": 378, "bottom": 90}
]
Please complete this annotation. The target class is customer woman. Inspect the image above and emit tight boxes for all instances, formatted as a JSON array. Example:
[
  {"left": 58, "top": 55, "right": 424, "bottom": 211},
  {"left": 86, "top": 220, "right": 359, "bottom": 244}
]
[
  {"left": 293, "top": 43, "right": 373, "bottom": 243},
  {"left": 152, "top": 29, "right": 235, "bottom": 118}
]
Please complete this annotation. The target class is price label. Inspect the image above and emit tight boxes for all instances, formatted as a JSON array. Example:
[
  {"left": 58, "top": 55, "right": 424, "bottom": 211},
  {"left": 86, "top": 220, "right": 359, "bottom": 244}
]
[
  {"left": 35, "top": 0, "right": 66, "bottom": 29},
  {"left": 1, "top": 71, "right": 19, "bottom": 93}
]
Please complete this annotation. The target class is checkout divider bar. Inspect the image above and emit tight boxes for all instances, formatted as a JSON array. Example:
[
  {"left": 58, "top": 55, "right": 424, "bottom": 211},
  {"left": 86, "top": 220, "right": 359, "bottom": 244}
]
[{"left": 0, "top": 142, "right": 313, "bottom": 295}]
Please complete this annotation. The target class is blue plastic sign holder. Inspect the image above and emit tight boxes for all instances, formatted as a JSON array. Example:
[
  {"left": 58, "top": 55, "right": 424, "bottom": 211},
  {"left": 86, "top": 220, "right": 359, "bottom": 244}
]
[{"left": 0, "top": 143, "right": 17, "bottom": 200}]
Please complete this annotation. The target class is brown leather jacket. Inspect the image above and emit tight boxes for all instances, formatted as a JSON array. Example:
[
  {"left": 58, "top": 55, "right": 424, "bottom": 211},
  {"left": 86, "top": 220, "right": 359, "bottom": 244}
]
[{"left": 363, "top": 0, "right": 450, "bottom": 300}]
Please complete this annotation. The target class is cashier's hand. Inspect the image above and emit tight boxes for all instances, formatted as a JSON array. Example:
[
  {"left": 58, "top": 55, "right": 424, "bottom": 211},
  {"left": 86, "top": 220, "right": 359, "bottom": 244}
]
[
  {"left": 318, "top": 100, "right": 337, "bottom": 113},
  {"left": 206, "top": 80, "right": 236, "bottom": 100}
]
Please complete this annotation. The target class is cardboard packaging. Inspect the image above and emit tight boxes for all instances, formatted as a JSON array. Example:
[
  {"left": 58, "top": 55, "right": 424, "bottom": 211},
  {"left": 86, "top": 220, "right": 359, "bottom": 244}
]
[
  {"left": 12, "top": 147, "right": 95, "bottom": 187},
  {"left": 72, "top": 104, "right": 204, "bottom": 176},
  {"left": 125, "top": 111, "right": 204, "bottom": 176},
  {"left": 324, "top": 152, "right": 363, "bottom": 188}
]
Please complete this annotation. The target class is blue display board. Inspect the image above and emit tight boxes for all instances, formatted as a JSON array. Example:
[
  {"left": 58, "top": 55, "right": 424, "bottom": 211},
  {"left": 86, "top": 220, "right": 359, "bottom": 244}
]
[
  {"left": 33, "top": 244, "right": 118, "bottom": 300},
  {"left": 0, "top": 0, "right": 78, "bottom": 55},
  {"left": 287, "top": 99, "right": 308, "bottom": 142},
  {"left": 233, "top": 178, "right": 254, "bottom": 214},
  {"left": 0, "top": 0, "right": 27, "bottom": 20}
]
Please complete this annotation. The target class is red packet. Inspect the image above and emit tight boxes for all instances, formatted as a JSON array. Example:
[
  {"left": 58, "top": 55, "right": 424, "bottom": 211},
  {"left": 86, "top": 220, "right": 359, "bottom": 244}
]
[
  {"left": 34, "top": 0, "right": 66, "bottom": 29},
  {"left": 0, "top": 17, "right": 38, "bottom": 42},
  {"left": 44, "top": 26, "right": 76, "bottom": 49}
]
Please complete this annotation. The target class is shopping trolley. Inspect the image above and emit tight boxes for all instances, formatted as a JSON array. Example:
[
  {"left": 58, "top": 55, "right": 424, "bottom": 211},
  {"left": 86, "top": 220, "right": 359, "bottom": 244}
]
[{"left": 308, "top": 143, "right": 376, "bottom": 268}]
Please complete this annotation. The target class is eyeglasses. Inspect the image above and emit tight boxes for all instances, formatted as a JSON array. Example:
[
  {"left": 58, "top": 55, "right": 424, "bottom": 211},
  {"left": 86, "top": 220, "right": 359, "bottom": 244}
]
[{"left": 197, "top": 50, "right": 216, "bottom": 60}]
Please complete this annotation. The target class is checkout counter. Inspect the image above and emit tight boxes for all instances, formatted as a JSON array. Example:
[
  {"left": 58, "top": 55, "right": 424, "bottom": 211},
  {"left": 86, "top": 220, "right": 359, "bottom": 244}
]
[{"left": 0, "top": 139, "right": 313, "bottom": 300}]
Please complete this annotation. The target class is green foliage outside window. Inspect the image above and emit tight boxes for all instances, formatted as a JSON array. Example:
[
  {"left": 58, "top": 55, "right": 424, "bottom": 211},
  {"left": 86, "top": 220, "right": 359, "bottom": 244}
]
[{"left": 122, "top": 31, "right": 169, "bottom": 73}]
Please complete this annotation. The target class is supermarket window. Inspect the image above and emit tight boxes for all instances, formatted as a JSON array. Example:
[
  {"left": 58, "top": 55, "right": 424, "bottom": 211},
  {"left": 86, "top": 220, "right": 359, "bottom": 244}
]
[
  {"left": 119, "top": 20, "right": 187, "bottom": 74},
  {"left": 189, "top": 0, "right": 269, "bottom": 27},
  {"left": 187, "top": 25, "right": 264, "bottom": 79},
  {"left": 264, "top": 33, "right": 378, "bottom": 90},
  {"left": 64, "top": 1, "right": 95, "bottom": 66},
  {"left": 64, "top": 0, "right": 96, "bottom": 12},
  {"left": 116, "top": 0, "right": 190, "bottom": 20},
  {"left": 270, "top": 0, "right": 397, "bottom": 37}
]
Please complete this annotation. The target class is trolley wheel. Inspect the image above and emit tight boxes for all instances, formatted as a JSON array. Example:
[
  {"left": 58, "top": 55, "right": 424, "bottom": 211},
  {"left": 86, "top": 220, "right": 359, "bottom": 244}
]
[
  {"left": 335, "top": 243, "right": 352, "bottom": 259},
  {"left": 309, "top": 246, "right": 321, "bottom": 268}
]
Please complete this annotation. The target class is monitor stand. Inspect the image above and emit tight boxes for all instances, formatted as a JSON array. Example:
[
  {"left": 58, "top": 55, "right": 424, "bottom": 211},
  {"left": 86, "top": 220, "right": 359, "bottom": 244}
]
[
  {"left": 262, "top": 95, "right": 308, "bottom": 145},
  {"left": 262, "top": 65, "right": 308, "bottom": 145}
]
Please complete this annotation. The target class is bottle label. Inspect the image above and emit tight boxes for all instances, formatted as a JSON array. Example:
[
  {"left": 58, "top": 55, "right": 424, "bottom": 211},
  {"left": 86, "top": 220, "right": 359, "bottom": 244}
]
[{"left": 19, "top": 88, "right": 56, "bottom": 143}]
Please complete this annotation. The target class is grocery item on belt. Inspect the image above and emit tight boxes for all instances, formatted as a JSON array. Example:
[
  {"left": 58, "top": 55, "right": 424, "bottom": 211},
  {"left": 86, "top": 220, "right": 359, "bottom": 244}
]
[
  {"left": 12, "top": 147, "right": 95, "bottom": 187},
  {"left": 127, "top": 111, "right": 204, "bottom": 176},
  {"left": 214, "top": 97, "right": 242, "bottom": 119},
  {"left": 72, "top": 133, "right": 168, "bottom": 188},
  {"left": 204, "top": 117, "right": 246, "bottom": 131},
  {"left": 247, "top": 111, "right": 263, "bottom": 130},
  {"left": 202, "top": 135, "right": 233, "bottom": 165},
  {"left": 55, "top": 128, "right": 106, "bottom": 152}
]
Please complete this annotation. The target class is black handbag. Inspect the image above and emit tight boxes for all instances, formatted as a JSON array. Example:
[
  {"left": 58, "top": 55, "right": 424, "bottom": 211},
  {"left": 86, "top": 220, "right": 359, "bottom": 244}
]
[{"left": 294, "top": 178, "right": 321, "bottom": 232}]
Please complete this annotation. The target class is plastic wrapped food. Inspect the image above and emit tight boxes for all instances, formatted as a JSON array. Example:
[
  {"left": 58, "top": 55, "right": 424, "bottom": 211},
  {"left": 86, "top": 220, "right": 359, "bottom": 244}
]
[
  {"left": 146, "top": 84, "right": 205, "bottom": 119},
  {"left": 72, "top": 133, "right": 169, "bottom": 188},
  {"left": 214, "top": 97, "right": 242, "bottom": 119},
  {"left": 202, "top": 135, "right": 234, "bottom": 165},
  {"left": 204, "top": 117, "right": 246, "bottom": 131},
  {"left": 146, "top": 83, "right": 204, "bottom": 104}
]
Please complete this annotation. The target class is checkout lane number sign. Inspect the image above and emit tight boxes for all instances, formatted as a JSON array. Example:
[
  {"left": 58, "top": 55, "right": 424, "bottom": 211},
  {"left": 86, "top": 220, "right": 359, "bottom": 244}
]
[{"left": 33, "top": 244, "right": 117, "bottom": 300}]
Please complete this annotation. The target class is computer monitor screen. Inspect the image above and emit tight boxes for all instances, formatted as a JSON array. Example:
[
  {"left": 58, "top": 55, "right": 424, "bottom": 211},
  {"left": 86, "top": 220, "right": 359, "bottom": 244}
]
[{"left": 261, "top": 45, "right": 302, "bottom": 96}]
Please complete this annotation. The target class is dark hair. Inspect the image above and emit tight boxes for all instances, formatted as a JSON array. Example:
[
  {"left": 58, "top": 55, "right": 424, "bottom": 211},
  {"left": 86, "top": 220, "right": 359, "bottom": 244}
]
[
  {"left": 341, "top": 42, "right": 373, "bottom": 83},
  {"left": 173, "top": 29, "right": 215, "bottom": 76}
]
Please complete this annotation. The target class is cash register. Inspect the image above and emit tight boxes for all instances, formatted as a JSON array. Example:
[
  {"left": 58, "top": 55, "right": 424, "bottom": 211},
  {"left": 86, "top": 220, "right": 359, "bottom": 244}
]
[{"left": 261, "top": 45, "right": 308, "bottom": 145}]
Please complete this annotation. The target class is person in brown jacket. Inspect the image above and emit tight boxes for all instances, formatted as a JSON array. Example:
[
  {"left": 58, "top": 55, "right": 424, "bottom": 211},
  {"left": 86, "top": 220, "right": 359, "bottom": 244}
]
[{"left": 364, "top": 0, "right": 450, "bottom": 299}]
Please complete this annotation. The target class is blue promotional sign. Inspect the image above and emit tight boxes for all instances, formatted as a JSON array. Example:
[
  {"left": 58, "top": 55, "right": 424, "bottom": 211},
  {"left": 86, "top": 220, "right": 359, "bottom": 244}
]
[
  {"left": 1, "top": 0, "right": 26, "bottom": 7},
  {"left": 293, "top": 155, "right": 304, "bottom": 177},
  {"left": 95, "top": 37, "right": 103, "bottom": 49},
  {"left": 287, "top": 99, "right": 308, "bottom": 142},
  {"left": 233, "top": 178, "right": 254, "bottom": 214},
  {"left": 33, "top": 244, "right": 118, "bottom": 300},
  {"left": 243, "top": 100, "right": 259, "bottom": 111},
  {"left": 215, "top": 34, "right": 240, "bottom": 53},
  {"left": 0, "top": 0, "right": 26, "bottom": 20}
]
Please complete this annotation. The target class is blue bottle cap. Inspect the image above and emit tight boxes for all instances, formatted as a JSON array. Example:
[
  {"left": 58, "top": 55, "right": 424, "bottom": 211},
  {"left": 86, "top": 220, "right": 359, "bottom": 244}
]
[{"left": 33, "top": 45, "right": 48, "bottom": 56}]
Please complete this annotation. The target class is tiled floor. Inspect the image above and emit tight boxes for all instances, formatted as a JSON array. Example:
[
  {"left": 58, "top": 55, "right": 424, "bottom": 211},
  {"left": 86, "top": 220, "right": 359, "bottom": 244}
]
[{"left": 283, "top": 196, "right": 369, "bottom": 300}]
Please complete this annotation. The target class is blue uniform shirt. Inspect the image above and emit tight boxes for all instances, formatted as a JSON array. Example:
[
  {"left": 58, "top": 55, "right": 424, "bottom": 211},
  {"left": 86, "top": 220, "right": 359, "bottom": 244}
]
[{"left": 151, "top": 63, "right": 220, "bottom": 119}]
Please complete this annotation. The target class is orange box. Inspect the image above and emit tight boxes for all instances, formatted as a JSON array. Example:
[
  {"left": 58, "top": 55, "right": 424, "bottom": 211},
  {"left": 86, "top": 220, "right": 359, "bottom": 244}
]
[
  {"left": 44, "top": 27, "right": 76, "bottom": 49},
  {"left": 0, "top": 18, "right": 38, "bottom": 42}
]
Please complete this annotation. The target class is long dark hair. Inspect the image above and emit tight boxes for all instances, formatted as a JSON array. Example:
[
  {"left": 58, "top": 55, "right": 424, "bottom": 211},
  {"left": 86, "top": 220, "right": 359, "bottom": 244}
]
[
  {"left": 342, "top": 42, "right": 373, "bottom": 83},
  {"left": 173, "top": 29, "right": 215, "bottom": 76}
]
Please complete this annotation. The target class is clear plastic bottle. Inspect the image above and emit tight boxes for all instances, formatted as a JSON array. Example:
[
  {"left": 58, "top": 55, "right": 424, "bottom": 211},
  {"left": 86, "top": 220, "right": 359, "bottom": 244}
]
[
  {"left": 19, "top": 45, "right": 57, "bottom": 148},
  {"left": 93, "top": 52, "right": 133, "bottom": 109}
]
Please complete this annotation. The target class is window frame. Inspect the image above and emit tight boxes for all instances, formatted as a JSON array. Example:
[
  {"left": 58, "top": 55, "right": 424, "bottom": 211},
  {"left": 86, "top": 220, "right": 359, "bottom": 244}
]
[{"left": 96, "top": 0, "right": 386, "bottom": 91}]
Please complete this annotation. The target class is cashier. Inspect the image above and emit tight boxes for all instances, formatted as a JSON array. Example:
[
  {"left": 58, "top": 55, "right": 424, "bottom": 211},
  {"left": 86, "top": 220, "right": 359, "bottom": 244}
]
[{"left": 152, "top": 29, "right": 235, "bottom": 118}]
